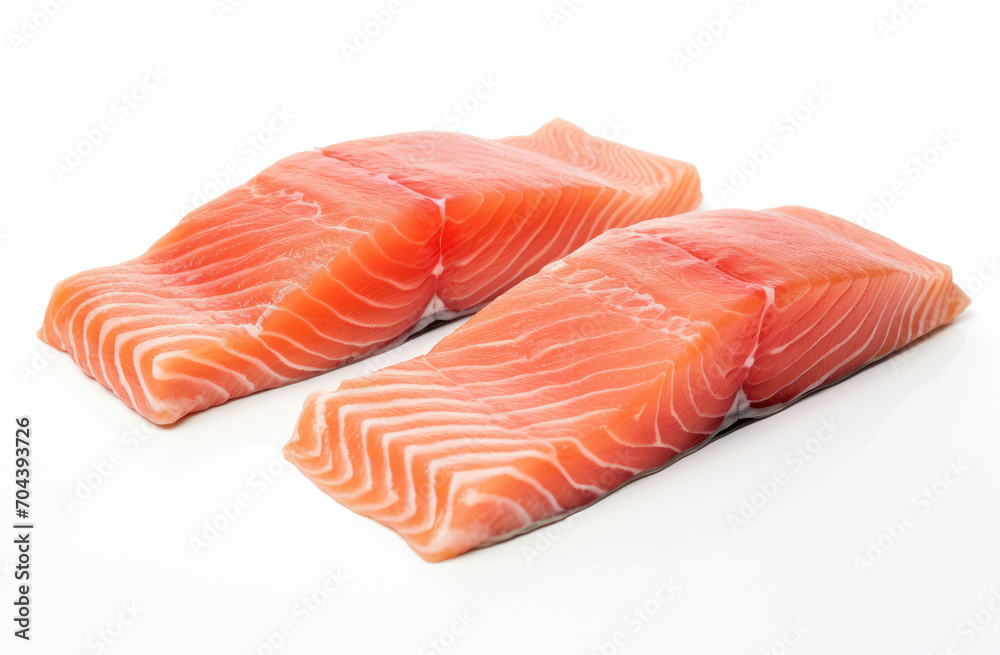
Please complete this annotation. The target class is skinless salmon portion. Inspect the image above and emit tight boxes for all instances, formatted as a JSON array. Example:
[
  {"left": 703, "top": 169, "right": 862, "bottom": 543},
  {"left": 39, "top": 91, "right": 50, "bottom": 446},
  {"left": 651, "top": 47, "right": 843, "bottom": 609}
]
[
  {"left": 283, "top": 206, "right": 969, "bottom": 562},
  {"left": 38, "top": 120, "right": 701, "bottom": 424}
]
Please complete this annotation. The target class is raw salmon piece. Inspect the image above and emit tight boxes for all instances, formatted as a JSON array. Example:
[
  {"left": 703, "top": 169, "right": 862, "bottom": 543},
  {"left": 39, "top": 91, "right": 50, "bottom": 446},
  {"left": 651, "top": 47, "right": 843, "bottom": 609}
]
[
  {"left": 283, "top": 206, "right": 970, "bottom": 562},
  {"left": 38, "top": 120, "right": 700, "bottom": 424}
]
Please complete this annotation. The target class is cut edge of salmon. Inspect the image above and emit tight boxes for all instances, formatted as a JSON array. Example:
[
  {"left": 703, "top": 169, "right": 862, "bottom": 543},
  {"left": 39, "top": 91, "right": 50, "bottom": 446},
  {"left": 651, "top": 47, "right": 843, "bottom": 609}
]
[
  {"left": 282, "top": 206, "right": 970, "bottom": 562},
  {"left": 37, "top": 120, "right": 702, "bottom": 424}
]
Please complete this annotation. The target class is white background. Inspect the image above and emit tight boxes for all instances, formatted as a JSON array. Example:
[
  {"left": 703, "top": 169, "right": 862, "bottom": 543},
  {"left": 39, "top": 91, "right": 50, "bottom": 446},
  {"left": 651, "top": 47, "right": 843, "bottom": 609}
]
[{"left": 2, "top": 0, "right": 999, "bottom": 653}]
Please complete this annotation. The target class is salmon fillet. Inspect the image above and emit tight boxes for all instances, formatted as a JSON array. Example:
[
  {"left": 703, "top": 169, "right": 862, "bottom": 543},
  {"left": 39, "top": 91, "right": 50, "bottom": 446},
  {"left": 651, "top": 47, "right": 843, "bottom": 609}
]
[
  {"left": 283, "top": 206, "right": 970, "bottom": 562},
  {"left": 38, "top": 119, "right": 700, "bottom": 424}
]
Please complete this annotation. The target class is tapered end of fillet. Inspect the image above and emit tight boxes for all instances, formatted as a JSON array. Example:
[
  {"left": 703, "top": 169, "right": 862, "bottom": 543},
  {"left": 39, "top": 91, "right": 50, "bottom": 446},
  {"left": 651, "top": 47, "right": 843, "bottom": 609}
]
[
  {"left": 282, "top": 391, "right": 330, "bottom": 470},
  {"left": 281, "top": 435, "right": 308, "bottom": 467},
  {"left": 947, "top": 282, "right": 971, "bottom": 323},
  {"left": 38, "top": 289, "right": 67, "bottom": 351},
  {"left": 530, "top": 117, "right": 585, "bottom": 135},
  {"left": 36, "top": 327, "right": 58, "bottom": 350}
]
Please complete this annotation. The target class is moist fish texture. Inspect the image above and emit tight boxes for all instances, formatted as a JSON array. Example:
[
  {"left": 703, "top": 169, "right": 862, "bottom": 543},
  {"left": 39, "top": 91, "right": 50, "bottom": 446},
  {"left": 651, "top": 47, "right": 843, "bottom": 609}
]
[
  {"left": 283, "top": 206, "right": 970, "bottom": 562},
  {"left": 38, "top": 119, "right": 701, "bottom": 424}
]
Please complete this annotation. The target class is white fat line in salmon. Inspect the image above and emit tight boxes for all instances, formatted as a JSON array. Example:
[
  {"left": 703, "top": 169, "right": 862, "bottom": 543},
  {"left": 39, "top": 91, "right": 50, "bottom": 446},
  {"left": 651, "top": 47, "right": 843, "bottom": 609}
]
[
  {"left": 40, "top": 120, "right": 701, "bottom": 424},
  {"left": 283, "top": 207, "right": 968, "bottom": 562}
]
